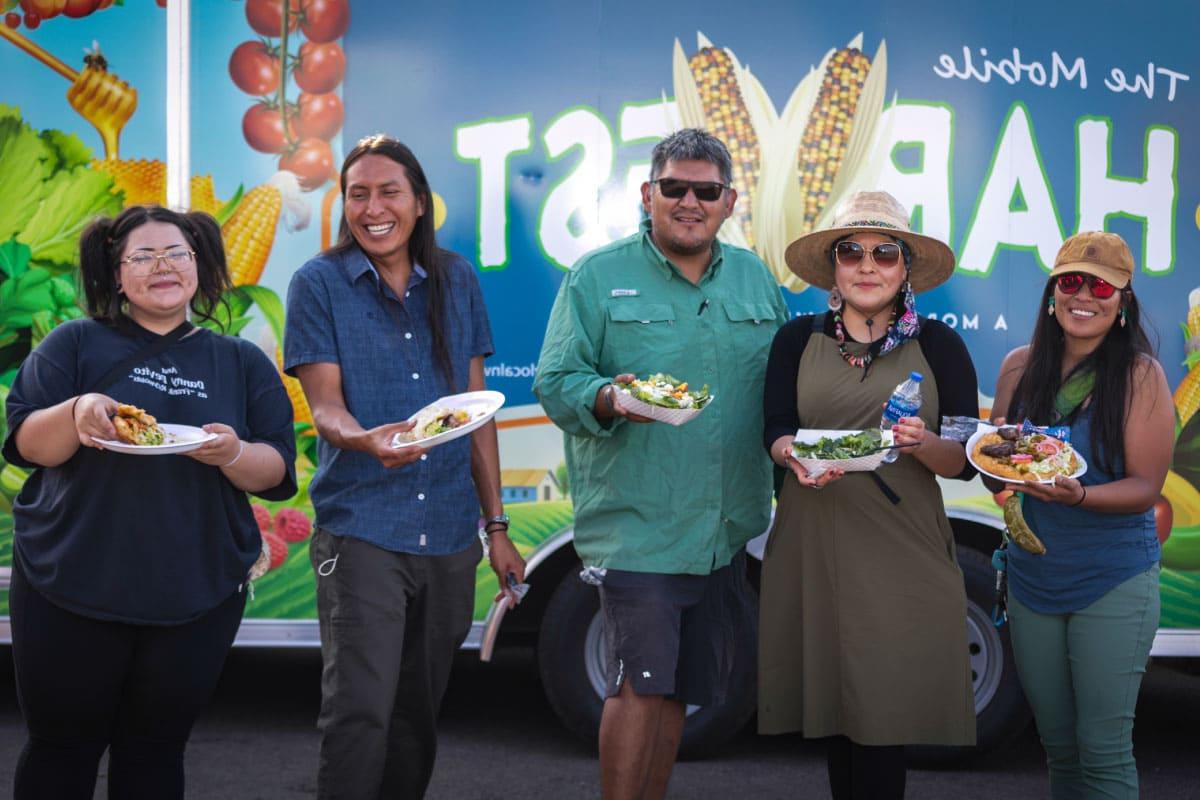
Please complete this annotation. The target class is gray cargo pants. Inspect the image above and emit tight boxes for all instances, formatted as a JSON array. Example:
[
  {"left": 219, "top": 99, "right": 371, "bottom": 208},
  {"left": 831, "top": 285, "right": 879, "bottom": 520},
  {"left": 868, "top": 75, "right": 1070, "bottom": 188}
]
[{"left": 310, "top": 528, "right": 481, "bottom": 800}]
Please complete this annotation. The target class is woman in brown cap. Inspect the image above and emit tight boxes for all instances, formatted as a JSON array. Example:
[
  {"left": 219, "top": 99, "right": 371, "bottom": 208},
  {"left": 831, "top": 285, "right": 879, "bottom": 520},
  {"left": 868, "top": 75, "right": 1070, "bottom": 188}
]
[
  {"left": 986, "top": 232, "right": 1171, "bottom": 798},
  {"left": 760, "top": 191, "right": 978, "bottom": 799}
]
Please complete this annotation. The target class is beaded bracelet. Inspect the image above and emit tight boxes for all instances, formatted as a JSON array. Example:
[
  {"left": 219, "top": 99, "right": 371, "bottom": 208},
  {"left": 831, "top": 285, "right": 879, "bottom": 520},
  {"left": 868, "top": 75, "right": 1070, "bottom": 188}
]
[{"left": 1069, "top": 484, "right": 1087, "bottom": 507}]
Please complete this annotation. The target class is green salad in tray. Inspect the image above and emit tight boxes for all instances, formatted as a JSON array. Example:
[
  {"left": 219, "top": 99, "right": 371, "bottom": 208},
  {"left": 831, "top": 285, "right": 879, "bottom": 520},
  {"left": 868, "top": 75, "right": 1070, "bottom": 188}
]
[
  {"left": 616, "top": 373, "right": 711, "bottom": 410},
  {"left": 792, "top": 429, "right": 884, "bottom": 459}
]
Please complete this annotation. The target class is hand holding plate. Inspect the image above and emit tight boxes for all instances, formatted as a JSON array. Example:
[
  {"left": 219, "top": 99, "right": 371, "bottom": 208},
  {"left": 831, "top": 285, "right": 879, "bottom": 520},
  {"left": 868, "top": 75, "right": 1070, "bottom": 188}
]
[
  {"left": 74, "top": 393, "right": 118, "bottom": 448},
  {"left": 183, "top": 423, "right": 242, "bottom": 466},
  {"left": 365, "top": 420, "right": 427, "bottom": 468},
  {"left": 1006, "top": 474, "right": 1084, "bottom": 505},
  {"left": 599, "top": 373, "right": 654, "bottom": 423}
]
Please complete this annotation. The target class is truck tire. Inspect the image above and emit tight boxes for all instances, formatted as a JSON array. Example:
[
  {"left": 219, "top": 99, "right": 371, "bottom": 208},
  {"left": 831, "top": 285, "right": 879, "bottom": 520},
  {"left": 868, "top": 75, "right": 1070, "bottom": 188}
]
[
  {"left": 909, "top": 546, "right": 1031, "bottom": 765},
  {"left": 536, "top": 565, "right": 758, "bottom": 759}
]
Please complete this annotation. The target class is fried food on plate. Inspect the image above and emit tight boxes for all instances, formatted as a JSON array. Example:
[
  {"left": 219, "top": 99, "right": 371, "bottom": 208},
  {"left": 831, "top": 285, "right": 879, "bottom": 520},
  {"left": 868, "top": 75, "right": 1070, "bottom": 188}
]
[
  {"left": 972, "top": 426, "right": 1078, "bottom": 482},
  {"left": 112, "top": 403, "right": 165, "bottom": 446}
]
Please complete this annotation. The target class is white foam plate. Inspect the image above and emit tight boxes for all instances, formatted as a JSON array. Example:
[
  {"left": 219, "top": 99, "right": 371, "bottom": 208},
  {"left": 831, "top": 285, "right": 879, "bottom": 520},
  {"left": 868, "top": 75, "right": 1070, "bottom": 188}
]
[
  {"left": 790, "top": 428, "right": 894, "bottom": 477},
  {"left": 93, "top": 423, "right": 218, "bottom": 455},
  {"left": 391, "top": 390, "right": 505, "bottom": 449},
  {"left": 966, "top": 424, "right": 1088, "bottom": 484}
]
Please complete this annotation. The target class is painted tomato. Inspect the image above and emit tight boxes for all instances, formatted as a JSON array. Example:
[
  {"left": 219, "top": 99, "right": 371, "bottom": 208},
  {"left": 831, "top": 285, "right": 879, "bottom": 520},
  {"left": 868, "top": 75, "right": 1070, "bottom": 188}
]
[
  {"left": 279, "top": 138, "right": 334, "bottom": 191},
  {"left": 299, "top": 0, "right": 348, "bottom": 43},
  {"left": 229, "top": 41, "right": 280, "bottom": 96},
  {"left": 245, "top": 0, "right": 296, "bottom": 37},
  {"left": 242, "top": 104, "right": 294, "bottom": 154},
  {"left": 1154, "top": 496, "right": 1173, "bottom": 545},
  {"left": 63, "top": 0, "right": 101, "bottom": 18},
  {"left": 20, "top": 0, "right": 66, "bottom": 20},
  {"left": 295, "top": 92, "right": 343, "bottom": 140},
  {"left": 294, "top": 41, "right": 345, "bottom": 94}
]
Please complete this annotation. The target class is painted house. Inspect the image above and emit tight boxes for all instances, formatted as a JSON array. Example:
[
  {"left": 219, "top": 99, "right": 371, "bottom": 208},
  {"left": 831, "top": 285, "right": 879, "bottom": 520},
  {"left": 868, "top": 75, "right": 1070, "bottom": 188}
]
[{"left": 501, "top": 469, "right": 561, "bottom": 504}]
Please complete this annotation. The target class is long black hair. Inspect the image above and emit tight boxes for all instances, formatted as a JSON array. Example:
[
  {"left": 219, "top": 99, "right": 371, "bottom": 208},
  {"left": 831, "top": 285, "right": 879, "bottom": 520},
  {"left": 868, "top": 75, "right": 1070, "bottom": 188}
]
[
  {"left": 1009, "top": 277, "right": 1155, "bottom": 474},
  {"left": 78, "top": 205, "right": 231, "bottom": 331},
  {"left": 328, "top": 134, "right": 456, "bottom": 390}
]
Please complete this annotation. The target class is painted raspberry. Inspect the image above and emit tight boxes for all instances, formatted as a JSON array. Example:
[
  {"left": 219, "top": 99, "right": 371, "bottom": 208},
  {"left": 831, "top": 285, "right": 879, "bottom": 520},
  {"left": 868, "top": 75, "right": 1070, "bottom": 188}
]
[
  {"left": 274, "top": 507, "right": 312, "bottom": 543},
  {"left": 252, "top": 504, "right": 273, "bottom": 534},
  {"left": 262, "top": 530, "right": 288, "bottom": 570}
]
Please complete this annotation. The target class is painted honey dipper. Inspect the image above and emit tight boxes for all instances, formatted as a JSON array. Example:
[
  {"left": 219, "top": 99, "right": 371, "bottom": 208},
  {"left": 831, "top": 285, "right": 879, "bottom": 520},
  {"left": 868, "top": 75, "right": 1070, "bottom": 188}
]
[{"left": 0, "top": 26, "right": 136, "bottom": 159}]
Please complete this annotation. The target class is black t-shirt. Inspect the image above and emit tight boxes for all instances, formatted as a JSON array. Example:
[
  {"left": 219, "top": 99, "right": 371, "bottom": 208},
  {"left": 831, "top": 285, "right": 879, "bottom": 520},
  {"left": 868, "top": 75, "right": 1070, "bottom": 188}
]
[
  {"left": 3, "top": 319, "right": 297, "bottom": 624},
  {"left": 762, "top": 312, "right": 979, "bottom": 481}
]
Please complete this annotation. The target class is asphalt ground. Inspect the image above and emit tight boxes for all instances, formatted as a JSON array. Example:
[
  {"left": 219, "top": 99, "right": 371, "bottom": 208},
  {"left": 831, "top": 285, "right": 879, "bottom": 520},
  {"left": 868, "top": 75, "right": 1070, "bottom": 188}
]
[{"left": 0, "top": 647, "right": 1197, "bottom": 799}]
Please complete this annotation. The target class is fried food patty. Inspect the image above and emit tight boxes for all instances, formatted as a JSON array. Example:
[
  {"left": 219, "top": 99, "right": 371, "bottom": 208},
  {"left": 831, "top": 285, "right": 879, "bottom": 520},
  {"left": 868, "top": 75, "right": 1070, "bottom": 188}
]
[{"left": 112, "top": 403, "right": 165, "bottom": 446}]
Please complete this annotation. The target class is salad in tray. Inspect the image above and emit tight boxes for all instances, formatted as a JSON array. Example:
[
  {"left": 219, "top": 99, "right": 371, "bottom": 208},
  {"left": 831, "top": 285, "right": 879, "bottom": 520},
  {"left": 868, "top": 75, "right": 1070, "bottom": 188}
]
[
  {"left": 615, "top": 374, "right": 711, "bottom": 410},
  {"left": 791, "top": 429, "right": 885, "bottom": 460}
]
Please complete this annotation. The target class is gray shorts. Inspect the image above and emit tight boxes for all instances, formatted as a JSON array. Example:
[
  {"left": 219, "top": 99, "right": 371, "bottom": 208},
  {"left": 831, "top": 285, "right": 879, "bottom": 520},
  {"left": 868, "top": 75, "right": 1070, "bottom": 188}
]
[{"left": 598, "top": 555, "right": 747, "bottom": 707}]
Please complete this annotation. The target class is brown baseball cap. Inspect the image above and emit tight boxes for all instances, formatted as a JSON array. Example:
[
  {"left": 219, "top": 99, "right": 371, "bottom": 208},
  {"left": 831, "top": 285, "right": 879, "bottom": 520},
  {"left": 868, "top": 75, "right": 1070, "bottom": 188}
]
[{"left": 1050, "top": 231, "right": 1134, "bottom": 288}]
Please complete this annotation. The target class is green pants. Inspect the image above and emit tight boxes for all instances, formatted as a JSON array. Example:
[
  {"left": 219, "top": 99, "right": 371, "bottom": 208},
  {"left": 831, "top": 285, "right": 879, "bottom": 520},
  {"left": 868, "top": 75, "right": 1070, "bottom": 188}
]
[{"left": 1008, "top": 566, "right": 1160, "bottom": 800}]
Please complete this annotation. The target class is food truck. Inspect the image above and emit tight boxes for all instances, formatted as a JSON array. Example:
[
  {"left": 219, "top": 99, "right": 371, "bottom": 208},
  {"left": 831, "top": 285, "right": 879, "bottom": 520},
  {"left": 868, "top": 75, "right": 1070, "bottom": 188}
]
[{"left": 0, "top": 0, "right": 1196, "bottom": 759}]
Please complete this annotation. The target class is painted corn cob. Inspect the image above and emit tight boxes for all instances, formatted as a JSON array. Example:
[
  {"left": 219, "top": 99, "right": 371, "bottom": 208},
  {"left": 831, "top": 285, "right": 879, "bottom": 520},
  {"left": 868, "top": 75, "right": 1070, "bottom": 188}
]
[
  {"left": 1176, "top": 289, "right": 1200, "bottom": 426},
  {"left": 796, "top": 47, "right": 873, "bottom": 229},
  {"left": 276, "top": 345, "right": 313, "bottom": 427},
  {"left": 90, "top": 158, "right": 220, "bottom": 216},
  {"left": 222, "top": 184, "right": 282, "bottom": 287},
  {"left": 687, "top": 45, "right": 760, "bottom": 246}
]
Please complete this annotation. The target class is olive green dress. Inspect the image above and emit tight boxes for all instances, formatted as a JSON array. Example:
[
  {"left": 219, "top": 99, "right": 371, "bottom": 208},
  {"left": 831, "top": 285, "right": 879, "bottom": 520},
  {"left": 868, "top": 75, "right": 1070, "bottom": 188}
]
[{"left": 758, "top": 332, "right": 976, "bottom": 746}]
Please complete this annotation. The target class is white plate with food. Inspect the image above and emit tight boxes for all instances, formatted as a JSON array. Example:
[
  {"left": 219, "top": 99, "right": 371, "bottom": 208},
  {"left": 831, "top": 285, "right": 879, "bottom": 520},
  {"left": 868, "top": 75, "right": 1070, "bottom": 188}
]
[
  {"left": 967, "top": 424, "right": 1087, "bottom": 484},
  {"left": 94, "top": 423, "right": 217, "bottom": 455},
  {"left": 391, "top": 390, "right": 505, "bottom": 449},
  {"left": 613, "top": 373, "right": 713, "bottom": 426},
  {"left": 790, "top": 428, "right": 895, "bottom": 477}
]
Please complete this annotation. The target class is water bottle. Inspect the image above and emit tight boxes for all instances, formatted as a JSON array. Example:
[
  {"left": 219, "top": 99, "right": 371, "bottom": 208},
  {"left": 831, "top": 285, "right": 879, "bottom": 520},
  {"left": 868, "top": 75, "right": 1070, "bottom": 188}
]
[{"left": 879, "top": 371, "right": 923, "bottom": 463}]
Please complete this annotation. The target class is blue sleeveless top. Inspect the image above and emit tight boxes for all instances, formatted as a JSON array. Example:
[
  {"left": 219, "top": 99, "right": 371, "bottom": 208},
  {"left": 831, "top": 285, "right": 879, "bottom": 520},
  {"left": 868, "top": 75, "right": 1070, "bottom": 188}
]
[{"left": 1008, "top": 407, "right": 1159, "bottom": 614}]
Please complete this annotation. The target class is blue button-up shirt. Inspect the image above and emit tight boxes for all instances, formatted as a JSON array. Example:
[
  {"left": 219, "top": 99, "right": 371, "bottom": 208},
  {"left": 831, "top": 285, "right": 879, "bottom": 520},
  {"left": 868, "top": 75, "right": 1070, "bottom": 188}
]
[{"left": 284, "top": 245, "right": 494, "bottom": 554}]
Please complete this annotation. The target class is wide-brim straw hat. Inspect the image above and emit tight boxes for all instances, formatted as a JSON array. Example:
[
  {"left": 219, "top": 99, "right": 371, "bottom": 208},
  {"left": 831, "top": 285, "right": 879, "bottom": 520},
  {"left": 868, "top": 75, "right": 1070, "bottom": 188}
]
[{"left": 784, "top": 191, "right": 956, "bottom": 293}]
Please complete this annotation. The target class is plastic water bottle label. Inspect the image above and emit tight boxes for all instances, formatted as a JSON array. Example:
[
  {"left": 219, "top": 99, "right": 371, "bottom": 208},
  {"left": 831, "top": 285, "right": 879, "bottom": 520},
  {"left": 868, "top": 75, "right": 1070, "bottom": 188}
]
[{"left": 883, "top": 396, "right": 920, "bottom": 426}]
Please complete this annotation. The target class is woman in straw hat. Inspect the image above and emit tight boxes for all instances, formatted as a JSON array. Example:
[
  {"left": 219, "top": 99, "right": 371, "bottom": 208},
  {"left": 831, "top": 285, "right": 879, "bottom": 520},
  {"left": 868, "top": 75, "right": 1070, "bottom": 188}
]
[
  {"left": 986, "top": 232, "right": 1171, "bottom": 799},
  {"left": 759, "top": 191, "right": 978, "bottom": 798}
]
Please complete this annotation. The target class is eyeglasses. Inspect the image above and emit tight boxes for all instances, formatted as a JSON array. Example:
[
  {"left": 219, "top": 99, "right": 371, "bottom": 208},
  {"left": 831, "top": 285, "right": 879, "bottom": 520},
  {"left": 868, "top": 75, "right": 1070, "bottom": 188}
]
[
  {"left": 833, "top": 240, "right": 904, "bottom": 268},
  {"left": 651, "top": 178, "right": 728, "bottom": 202},
  {"left": 1054, "top": 272, "right": 1118, "bottom": 299},
  {"left": 121, "top": 248, "right": 196, "bottom": 276}
]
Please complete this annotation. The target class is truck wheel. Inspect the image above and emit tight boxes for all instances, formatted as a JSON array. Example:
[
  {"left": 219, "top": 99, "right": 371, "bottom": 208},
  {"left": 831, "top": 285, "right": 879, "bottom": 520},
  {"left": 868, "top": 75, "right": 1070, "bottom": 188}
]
[
  {"left": 536, "top": 565, "right": 757, "bottom": 759},
  {"left": 909, "top": 547, "right": 1031, "bottom": 764}
]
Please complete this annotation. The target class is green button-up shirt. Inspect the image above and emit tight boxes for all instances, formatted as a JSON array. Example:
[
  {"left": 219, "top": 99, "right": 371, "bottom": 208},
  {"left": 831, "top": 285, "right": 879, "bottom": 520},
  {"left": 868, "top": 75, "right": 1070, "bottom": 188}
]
[{"left": 534, "top": 221, "right": 789, "bottom": 575}]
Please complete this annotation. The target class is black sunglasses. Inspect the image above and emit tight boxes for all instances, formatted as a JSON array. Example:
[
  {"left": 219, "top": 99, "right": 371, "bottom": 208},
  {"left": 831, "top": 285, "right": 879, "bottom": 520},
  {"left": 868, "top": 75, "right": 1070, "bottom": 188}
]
[
  {"left": 652, "top": 178, "right": 728, "bottom": 202},
  {"left": 833, "top": 240, "right": 904, "bottom": 268}
]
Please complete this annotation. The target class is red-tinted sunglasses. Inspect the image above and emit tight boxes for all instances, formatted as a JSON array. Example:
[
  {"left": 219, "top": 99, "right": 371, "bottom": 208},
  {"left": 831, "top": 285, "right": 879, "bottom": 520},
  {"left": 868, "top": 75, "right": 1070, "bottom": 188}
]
[
  {"left": 1055, "top": 272, "right": 1118, "bottom": 299},
  {"left": 833, "top": 240, "right": 904, "bottom": 268}
]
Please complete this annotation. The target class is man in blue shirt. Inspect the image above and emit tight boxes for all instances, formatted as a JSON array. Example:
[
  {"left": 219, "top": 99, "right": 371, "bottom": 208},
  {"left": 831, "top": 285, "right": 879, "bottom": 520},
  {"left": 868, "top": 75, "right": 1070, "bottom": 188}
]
[{"left": 285, "top": 135, "right": 524, "bottom": 800}]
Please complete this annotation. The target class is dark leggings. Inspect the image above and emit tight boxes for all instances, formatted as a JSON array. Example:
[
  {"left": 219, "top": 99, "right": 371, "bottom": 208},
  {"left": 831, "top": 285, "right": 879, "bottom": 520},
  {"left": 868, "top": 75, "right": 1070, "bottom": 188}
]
[
  {"left": 826, "top": 735, "right": 906, "bottom": 800},
  {"left": 9, "top": 560, "right": 246, "bottom": 800}
]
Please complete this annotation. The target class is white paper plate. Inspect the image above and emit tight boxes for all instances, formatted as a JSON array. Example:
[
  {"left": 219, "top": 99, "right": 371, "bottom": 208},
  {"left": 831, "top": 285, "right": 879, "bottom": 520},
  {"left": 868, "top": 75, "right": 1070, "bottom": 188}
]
[
  {"left": 790, "top": 428, "right": 894, "bottom": 477},
  {"left": 93, "top": 423, "right": 218, "bottom": 455},
  {"left": 966, "top": 424, "right": 1088, "bottom": 484},
  {"left": 391, "top": 390, "right": 505, "bottom": 449},
  {"left": 613, "top": 387, "right": 712, "bottom": 427}
]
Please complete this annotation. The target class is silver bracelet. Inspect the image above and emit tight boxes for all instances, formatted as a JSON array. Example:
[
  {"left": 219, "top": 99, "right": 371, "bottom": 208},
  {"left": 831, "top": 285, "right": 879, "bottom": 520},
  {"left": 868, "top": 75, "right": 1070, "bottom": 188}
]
[{"left": 222, "top": 439, "right": 245, "bottom": 468}]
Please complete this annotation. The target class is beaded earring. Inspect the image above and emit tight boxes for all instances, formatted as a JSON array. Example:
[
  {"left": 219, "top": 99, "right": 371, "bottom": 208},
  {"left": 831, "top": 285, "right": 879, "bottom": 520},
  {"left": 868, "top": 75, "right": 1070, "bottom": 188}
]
[
  {"left": 827, "top": 287, "right": 843, "bottom": 312},
  {"left": 1119, "top": 307, "right": 1127, "bottom": 327},
  {"left": 1047, "top": 297, "right": 1055, "bottom": 315}
]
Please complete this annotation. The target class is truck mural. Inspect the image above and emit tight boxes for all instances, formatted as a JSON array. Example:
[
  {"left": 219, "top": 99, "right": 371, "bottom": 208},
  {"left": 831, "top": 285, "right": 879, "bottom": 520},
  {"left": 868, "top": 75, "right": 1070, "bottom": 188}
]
[{"left": 1, "top": 0, "right": 1197, "bottom": 759}]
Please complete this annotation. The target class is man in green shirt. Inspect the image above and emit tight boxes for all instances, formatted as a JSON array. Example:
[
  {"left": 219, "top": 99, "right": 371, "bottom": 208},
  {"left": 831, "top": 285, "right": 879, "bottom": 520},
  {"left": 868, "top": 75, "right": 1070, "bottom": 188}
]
[{"left": 534, "top": 129, "right": 788, "bottom": 800}]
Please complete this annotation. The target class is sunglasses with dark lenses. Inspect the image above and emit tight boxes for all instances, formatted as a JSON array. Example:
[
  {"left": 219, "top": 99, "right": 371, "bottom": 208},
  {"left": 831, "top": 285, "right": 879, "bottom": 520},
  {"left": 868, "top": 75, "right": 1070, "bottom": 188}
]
[
  {"left": 833, "top": 240, "right": 904, "bottom": 268},
  {"left": 652, "top": 178, "right": 728, "bottom": 202},
  {"left": 1055, "top": 272, "right": 1118, "bottom": 299}
]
